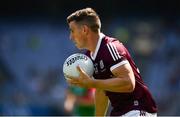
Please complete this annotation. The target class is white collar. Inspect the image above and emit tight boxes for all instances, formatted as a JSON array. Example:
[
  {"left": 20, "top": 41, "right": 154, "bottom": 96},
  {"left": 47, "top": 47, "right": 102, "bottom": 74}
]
[{"left": 90, "top": 33, "right": 105, "bottom": 60}]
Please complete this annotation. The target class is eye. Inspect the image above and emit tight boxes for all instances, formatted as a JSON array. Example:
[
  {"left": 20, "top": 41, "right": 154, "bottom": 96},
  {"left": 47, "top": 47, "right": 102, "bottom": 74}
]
[{"left": 70, "top": 29, "right": 74, "bottom": 33}]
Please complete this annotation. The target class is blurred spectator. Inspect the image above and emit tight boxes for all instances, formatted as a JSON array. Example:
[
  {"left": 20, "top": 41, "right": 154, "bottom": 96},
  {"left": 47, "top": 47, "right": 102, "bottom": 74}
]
[{"left": 1, "top": 87, "right": 31, "bottom": 116}]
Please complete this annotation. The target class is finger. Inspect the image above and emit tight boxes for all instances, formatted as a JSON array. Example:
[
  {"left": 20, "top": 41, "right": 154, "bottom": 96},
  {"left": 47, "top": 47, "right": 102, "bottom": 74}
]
[
  {"left": 64, "top": 73, "right": 77, "bottom": 80},
  {"left": 66, "top": 78, "right": 72, "bottom": 83},
  {"left": 77, "top": 65, "right": 84, "bottom": 74},
  {"left": 66, "top": 79, "right": 79, "bottom": 86},
  {"left": 64, "top": 75, "right": 78, "bottom": 85}
]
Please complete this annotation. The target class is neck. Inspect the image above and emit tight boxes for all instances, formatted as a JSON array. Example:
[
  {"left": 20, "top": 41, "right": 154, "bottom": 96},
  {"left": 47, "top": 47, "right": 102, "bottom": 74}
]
[{"left": 87, "top": 32, "right": 101, "bottom": 53}]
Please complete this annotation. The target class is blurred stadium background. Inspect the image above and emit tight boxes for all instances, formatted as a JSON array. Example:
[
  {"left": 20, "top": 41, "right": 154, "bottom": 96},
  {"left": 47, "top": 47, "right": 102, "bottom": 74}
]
[{"left": 0, "top": 0, "right": 180, "bottom": 116}]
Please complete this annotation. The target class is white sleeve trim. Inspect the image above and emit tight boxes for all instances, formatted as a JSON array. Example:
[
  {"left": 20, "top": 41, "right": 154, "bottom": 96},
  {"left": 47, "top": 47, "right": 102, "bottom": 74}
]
[{"left": 110, "top": 60, "right": 129, "bottom": 71}]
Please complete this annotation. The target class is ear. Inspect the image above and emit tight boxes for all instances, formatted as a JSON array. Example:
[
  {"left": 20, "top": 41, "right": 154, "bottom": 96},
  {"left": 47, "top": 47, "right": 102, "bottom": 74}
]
[{"left": 82, "top": 25, "right": 89, "bottom": 35}]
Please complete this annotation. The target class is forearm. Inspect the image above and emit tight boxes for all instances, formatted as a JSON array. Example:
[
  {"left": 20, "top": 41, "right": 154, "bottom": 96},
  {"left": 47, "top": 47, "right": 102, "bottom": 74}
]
[
  {"left": 95, "top": 89, "right": 109, "bottom": 116},
  {"left": 93, "top": 77, "right": 134, "bottom": 93},
  {"left": 91, "top": 63, "right": 135, "bottom": 93}
]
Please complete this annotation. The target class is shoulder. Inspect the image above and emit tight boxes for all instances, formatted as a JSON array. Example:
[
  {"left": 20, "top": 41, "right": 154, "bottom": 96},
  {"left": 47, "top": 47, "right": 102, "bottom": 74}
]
[
  {"left": 103, "top": 36, "right": 124, "bottom": 49},
  {"left": 103, "top": 36, "right": 126, "bottom": 58}
]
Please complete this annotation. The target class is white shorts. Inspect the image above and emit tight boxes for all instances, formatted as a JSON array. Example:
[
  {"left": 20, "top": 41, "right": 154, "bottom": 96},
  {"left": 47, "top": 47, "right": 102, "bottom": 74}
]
[{"left": 122, "top": 110, "right": 157, "bottom": 117}]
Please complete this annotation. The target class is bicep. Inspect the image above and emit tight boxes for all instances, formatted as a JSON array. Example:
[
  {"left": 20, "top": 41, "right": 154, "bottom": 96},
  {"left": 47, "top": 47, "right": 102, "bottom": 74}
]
[{"left": 111, "top": 61, "right": 135, "bottom": 90}]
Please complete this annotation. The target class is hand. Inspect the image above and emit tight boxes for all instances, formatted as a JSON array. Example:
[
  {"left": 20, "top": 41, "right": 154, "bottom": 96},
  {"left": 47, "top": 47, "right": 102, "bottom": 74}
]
[{"left": 65, "top": 65, "right": 94, "bottom": 88}]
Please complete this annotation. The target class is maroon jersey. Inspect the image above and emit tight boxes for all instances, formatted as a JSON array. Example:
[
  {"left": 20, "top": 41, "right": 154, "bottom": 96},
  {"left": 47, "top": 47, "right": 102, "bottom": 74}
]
[{"left": 86, "top": 34, "right": 157, "bottom": 116}]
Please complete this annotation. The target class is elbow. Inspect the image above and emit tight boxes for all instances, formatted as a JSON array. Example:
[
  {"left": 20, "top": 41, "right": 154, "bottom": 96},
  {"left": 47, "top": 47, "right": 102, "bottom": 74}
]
[
  {"left": 127, "top": 83, "right": 135, "bottom": 92},
  {"left": 127, "top": 74, "right": 135, "bottom": 92},
  {"left": 126, "top": 79, "right": 135, "bottom": 93}
]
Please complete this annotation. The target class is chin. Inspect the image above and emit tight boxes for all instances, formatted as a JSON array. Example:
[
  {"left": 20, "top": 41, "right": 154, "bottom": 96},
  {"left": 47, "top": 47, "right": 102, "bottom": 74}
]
[
  {"left": 77, "top": 47, "right": 83, "bottom": 50},
  {"left": 75, "top": 45, "right": 81, "bottom": 49},
  {"left": 76, "top": 44, "right": 82, "bottom": 49}
]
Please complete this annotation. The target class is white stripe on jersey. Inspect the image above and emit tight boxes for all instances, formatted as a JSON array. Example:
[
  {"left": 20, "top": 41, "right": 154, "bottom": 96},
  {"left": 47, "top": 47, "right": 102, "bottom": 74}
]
[
  {"left": 107, "top": 42, "right": 121, "bottom": 61},
  {"left": 111, "top": 43, "right": 121, "bottom": 59},
  {"left": 110, "top": 60, "right": 128, "bottom": 71},
  {"left": 109, "top": 43, "right": 119, "bottom": 60},
  {"left": 107, "top": 43, "right": 116, "bottom": 61}
]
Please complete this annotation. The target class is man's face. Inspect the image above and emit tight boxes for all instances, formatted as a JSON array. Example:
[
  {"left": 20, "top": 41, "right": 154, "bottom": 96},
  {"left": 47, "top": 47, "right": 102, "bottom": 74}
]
[{"left": 68, "top": 21, "right": 86, "bottom": 49}]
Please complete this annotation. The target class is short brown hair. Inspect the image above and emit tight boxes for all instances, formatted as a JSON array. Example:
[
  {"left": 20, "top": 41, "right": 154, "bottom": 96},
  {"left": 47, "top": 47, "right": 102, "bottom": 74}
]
[{"left": 67, "top": 8, "right": 101, "bottom": 33}]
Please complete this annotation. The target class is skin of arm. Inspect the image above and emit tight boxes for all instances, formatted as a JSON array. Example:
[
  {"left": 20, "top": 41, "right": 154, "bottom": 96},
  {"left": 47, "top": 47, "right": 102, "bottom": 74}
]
[
  {"left": 95, "top": 88, "right": 109, "bottom": 116},
  {"left": 66, "top": 62, "right": 135, "bottom": 93},
  {"left": 93, "top": 62, "right": 135, "bottom": 93}
]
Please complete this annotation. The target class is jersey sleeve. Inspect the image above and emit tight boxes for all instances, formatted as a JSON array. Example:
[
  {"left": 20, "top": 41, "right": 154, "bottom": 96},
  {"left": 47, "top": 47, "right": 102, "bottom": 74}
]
[{"left": 106, "top": 41, "right": 129, "bottom": 71}]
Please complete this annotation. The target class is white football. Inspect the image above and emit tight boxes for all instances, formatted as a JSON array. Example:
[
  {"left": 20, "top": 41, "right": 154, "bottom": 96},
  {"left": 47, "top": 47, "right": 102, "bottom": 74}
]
[{"left": 63, "top": 53, "right": 94, "bottom": 79}]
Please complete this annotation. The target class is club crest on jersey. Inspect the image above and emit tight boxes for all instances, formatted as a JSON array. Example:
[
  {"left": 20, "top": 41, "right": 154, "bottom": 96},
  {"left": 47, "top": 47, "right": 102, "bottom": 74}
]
[
  {"left": 99, "top": 60, "right": 104, "bottom": 69},
  {"left": 94, "top": 60, "right": 105, "bottom": 74},
  {"left": 94, "top": 63, "right": 98, "bottom": 74}
]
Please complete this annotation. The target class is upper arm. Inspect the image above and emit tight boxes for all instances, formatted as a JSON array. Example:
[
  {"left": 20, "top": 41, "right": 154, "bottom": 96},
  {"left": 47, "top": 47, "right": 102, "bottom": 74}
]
[
  {"left": 106, "top": 40, "right": 135, "bottom": 87},
  {"left": 111, "top": 61, "right": 135, "bottom": 90},
  {"left": 111, "top": 61, "right": 134, "bottom": 78}
]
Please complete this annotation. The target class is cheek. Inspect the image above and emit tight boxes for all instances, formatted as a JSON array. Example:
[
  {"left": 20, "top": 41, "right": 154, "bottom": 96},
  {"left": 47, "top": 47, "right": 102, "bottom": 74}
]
[
  {"left": 76, "top": 33, "right": 82, "bottom": 40},
  {"left": 71, "top": 32, "right": 77, "bottom": 39}
]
